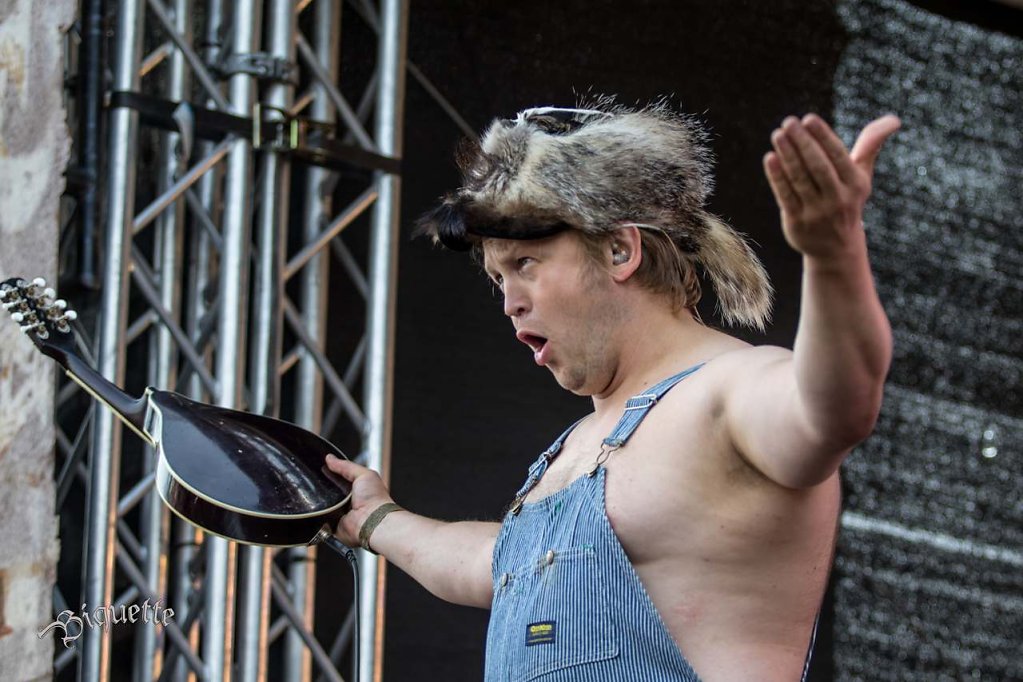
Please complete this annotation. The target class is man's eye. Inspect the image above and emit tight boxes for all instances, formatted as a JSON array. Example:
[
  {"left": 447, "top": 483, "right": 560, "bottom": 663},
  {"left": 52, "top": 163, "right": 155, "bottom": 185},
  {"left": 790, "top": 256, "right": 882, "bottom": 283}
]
[{"left": 516, "top": 257, "right": 533, "bottom": 269}]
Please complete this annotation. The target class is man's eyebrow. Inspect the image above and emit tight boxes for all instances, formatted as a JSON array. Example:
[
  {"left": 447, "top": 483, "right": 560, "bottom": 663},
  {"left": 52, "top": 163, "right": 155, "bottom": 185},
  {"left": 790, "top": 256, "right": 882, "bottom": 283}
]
[{"left": 482, "top": 248, "right": 519, "bottom": 278}]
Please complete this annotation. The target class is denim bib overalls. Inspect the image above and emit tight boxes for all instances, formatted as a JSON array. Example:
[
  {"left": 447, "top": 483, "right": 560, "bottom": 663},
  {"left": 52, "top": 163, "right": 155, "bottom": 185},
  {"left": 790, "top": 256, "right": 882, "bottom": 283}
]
[{"left": 483, "top": 364, "right": 817, "bottom": 681}]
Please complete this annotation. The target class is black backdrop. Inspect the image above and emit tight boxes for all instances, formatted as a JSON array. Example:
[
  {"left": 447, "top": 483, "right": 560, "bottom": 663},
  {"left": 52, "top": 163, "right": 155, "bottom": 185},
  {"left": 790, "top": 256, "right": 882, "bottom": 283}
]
[{"left": 312, "top": 1, "right": 1023, "bottom": 680}]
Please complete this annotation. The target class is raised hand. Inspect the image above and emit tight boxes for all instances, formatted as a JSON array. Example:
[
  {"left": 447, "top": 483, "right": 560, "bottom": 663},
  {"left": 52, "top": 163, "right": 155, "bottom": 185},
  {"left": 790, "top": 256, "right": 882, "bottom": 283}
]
[{"left": 763, "top": 113, "right": 900, "bottom": 261}]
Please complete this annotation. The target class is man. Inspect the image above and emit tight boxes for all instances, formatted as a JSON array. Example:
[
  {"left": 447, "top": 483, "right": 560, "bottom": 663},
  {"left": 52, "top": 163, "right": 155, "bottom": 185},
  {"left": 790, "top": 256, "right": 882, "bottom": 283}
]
[{"left": 326, "top": 102, "right": 900, "bottom": 681}]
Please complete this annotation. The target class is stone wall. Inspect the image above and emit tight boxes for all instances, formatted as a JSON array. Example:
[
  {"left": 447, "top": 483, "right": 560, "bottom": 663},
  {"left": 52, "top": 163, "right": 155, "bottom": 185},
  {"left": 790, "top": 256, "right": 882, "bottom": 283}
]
[{"left": 0, "top": 0, "right": 75, "bottom": 680}]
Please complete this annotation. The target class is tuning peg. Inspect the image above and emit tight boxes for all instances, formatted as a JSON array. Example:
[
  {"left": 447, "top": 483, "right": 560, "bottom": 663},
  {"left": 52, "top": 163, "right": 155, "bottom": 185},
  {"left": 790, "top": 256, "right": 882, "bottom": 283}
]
[
  {"left": 0, "top": 288, "right": 10, "bottom": 301},
  {"left": 53, "top": 299, "right": 67, "bottom": 310},
  {"left": 11, "top": 310, "right": 45, "bottom": 334},
  {"left": 52, "top": 309, "right": 76, "bottom": 334},
  {"left": 3, "top": 301, "right": 23, "bottom": 311},
  {"left": 32, "top": 277, "right": 46, "bottom": 287},
  {"left": 29, "top": 288, "right": 53, "bottom": 301}
]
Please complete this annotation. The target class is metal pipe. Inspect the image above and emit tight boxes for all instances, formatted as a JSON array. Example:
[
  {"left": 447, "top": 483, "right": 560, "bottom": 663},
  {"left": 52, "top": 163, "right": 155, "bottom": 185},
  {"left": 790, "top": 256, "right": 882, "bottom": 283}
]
[
  {"left": 146, "top": 0, "right": 229, "bottom": 110},
  {"left": 360, "top": 2, "right": 408, "bottom": 680},
  {"left": 283, "top": 300, "right": 367, "bottom": 428},
  {"left": 319, "top": 605, "right": 356, "bottom": 682},
  {"left": 133, "top": 140, "right": 233, "bottom": 235},
  {"left": 79, "top": 0, "right": 146, "bottom": 678},
  {"left": 269, "top": 613, "right": 289, "bottom": 643},
  {"left": 269, "top": 2, "right": 316, "bottom": 680},
  {"left": 321, "top": 335, "right": 367, "bottom": 439},
  {"left": 157, "top": 579, "right": 209, "bottom": 682},
  {"left": 140, "top": 40, "right": 174, "bottom": 76},
  {"left": 350, "top": 0, "right": 475, "bottom": 139},
  {"left": 173, "top": 301, "right": 221, "bottom": 394},
  {"left": 235, "top": 549, "right": 272, "bottom": 682},
  {"left": 115, "top": 544, "right": 209, "bottom": 681},
  {"left": 77, "top": 0, "right": 105, "bottom": 289},
  {"left": 295, "top": 34, "right": 376, "bottom": 151},
  {"left": 126, "top": 309, "right": 159, "bottom": 344},
  {"left": 170, "top": 520, "right": 202, "bottom": 682},
  {"left": 284, "top": 187, "right": 377, "bottom": 281},
  {"left": 280, "top": 346, "right": 302, "bottom": 375},
  {"left": 136, "top": 0, "right": 190, "bottom": 673},
  {"left": 329, "top": 239, "right": 369, "bottom": 299},
  {"left": 283, "top": 547, "right": 318, "bottom": 682},
  {"left": 297, "top": 0, "right": 341, "bottom": 466},
  {"left": 184, "top": 188, "right": 225, "bottom": 252},
  {"left": 204, "top": 0, "right": 262, "bottom": 675},
  {"left": 55, "top": 407, "right": 93, "bottom": 511},
  {"left": 116, "top": 472, "right": 157, "bottom": 516},
  {"left": 129, "top": 250, "right": 219, "bottom": 393},
  {"left": 270, "top": 578, "right": 346, "bottom": 682},
  {"left": 237, "top": 0, "right": 295, "bottom": 678},
  {"left": 117, "top": 520, "right": 146, "bottom": 564},
  {"left": 172, "top": 1, "right": 226, "bottom": 677}
]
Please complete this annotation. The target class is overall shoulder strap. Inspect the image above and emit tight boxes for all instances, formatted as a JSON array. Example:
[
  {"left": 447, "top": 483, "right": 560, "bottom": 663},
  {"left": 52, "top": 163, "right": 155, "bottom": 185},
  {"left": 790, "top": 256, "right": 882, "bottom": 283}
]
[
  {"left": 602, "top": 362, "right": 706, "bottom": 448},
  {"left": 510, "top": 361, "right": 706, "bottom": 508},
  {"left": 511, "top": 416, "right": 587, "bottom": 503}
]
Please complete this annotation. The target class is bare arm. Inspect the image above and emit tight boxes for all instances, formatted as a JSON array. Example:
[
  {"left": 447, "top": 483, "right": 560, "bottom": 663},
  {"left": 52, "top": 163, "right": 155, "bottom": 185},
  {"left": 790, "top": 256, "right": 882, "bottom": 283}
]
[
  {"left": 326, "top": 455, "right": 498, "bottom": 608},
  {"left": 724, "top": 114, "right": 899, "bottom": 488}
]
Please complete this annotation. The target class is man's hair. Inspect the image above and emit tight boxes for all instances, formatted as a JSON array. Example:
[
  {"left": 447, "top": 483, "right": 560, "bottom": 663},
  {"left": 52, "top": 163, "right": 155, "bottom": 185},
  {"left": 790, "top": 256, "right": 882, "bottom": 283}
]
[
  {"left": 576, "top": 227, "right": 702, "bottom": 314},
  {"left": 474, "top": 226, "right": 702, "bottom": 315}
]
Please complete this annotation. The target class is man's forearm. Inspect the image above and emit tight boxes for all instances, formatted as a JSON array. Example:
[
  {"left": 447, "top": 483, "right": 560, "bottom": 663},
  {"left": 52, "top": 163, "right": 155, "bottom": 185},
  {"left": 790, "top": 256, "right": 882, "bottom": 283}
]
[
  {"left": 369, "top": 511, "right": 500, "bottom": 609},
  {"left": 793, "top": 233, "right": 892, "bottom": 448}
]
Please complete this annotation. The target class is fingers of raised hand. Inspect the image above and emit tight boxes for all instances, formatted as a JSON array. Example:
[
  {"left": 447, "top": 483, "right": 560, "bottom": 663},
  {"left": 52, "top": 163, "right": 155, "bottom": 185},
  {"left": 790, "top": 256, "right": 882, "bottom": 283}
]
[
  {"left": 770, "top": 124, "right": 816, "bottom": 198},
  {"left": 802, "top": 114, "right": 858, "bottom": 185},
  {"left": 763, "top": 151, "right": 801, "bottom": 215},
  {"left": 776, "top": 117, "right": 842, "bottom": 200}
]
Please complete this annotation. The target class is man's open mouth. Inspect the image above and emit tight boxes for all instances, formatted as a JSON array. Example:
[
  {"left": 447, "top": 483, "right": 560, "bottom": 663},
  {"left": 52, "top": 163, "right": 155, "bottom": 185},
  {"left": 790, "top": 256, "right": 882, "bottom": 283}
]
[{"left": 516, "top": 331, "right": 548, "bottom": 354}]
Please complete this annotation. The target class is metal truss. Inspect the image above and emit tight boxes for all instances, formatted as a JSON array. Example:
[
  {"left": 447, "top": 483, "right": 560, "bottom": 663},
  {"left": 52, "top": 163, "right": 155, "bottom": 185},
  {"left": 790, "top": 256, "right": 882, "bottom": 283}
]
[{"left": 51, "top": 0, "right": 410, "bottom": 679}]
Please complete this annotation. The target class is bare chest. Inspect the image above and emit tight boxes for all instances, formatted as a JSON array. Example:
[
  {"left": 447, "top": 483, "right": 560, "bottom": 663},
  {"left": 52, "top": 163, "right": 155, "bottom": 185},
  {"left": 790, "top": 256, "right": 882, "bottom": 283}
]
[
  {"left": 509, "top": 366, "right": 840, "bottom": 678},
  {"left": 516, "top": 418, "right": 838, "bottom": 678},
  {"left": 520, "top": 393, "right": 731, "bottom": 551}
]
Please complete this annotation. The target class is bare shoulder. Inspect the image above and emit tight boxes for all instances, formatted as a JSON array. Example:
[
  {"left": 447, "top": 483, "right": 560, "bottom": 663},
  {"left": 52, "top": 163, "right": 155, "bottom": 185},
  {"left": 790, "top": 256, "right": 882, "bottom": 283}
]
[
  {"left": 683, "top": 342, "right": 794, "bottom": 409},
  {"left": 702, "top": 343, "right": 792, "bottom": 375},
  {"left": 628, "top": 342, "right": 806, "bottom": 490}
]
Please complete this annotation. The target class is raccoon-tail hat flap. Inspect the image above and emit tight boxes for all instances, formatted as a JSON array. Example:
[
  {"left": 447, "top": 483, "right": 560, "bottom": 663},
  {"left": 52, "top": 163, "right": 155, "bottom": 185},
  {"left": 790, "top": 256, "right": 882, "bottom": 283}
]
[{"left": 415, "top": 101, "right": 774, "bottom": 330}]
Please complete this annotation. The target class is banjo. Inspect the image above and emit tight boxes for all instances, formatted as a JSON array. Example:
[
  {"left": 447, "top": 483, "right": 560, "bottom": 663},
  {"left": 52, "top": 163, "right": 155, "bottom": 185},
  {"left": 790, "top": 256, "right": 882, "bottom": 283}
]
[{"left": 2, "top": 276, "right": 352, "bottom": 547}]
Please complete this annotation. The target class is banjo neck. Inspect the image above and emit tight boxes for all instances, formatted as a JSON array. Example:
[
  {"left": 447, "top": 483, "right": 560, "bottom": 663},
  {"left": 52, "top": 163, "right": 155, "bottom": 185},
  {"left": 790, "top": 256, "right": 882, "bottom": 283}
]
[{"left": 2, "top": 277, "right": 152, "bottom": 445}]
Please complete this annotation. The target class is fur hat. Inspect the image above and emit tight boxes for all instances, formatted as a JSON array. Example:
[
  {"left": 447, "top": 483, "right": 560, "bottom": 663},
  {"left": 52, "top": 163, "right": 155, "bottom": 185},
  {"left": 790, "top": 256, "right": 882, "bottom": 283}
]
[{"left": 415, "top": 101, "right": 773, "bottom": 330}]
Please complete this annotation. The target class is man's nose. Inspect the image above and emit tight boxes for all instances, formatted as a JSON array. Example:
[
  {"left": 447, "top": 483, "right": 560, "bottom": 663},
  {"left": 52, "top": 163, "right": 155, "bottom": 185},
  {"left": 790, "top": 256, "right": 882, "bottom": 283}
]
[{"left": 502, "top": 282, "right": 530, "bottom": 318}]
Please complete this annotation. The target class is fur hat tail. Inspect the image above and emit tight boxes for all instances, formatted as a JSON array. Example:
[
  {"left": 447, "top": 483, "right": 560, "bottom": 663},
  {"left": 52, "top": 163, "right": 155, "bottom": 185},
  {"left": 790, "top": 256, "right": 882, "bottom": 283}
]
[{"left": 695, "top": 213, "right": 773, "bottom": 331}]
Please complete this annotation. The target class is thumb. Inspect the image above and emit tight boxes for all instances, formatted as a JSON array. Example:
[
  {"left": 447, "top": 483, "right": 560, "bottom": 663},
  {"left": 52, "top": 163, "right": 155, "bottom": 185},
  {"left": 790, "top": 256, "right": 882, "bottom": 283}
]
[
  {"left": 850, "top": 114, "right": 901, "bottom": 177},
  {"left": 324, "top": 453, "right": 365, "bottom": 480}
]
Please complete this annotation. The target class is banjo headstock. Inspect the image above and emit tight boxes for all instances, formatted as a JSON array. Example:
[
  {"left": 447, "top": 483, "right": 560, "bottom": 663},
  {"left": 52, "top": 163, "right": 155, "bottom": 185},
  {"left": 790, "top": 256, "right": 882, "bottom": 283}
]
[
  {"left": 1, "top": 276, "right": 79, "bottom": 365},
  {"left": 3, "top": 275, "right": 151, "bottom": 439}
]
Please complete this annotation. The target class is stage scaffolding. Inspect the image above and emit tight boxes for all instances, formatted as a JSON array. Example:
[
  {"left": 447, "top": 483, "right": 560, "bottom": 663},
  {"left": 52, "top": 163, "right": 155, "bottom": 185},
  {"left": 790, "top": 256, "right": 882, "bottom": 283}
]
[{"left": 45, "top": 0, "right": 455, "bottom": 679}]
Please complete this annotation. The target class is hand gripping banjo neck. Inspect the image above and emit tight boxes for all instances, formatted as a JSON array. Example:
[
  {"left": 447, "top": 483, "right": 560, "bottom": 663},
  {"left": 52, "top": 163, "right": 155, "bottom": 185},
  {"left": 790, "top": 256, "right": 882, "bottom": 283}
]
[{"left": 1, "top": 276, "right": 353, "bottom": 547}]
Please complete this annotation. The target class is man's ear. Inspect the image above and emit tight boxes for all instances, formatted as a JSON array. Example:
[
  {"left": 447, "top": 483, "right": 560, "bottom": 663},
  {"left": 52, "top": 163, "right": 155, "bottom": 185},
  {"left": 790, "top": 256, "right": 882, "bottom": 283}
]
[{"left": 609, "top": 225, "right": 643, "bottom": 282}]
